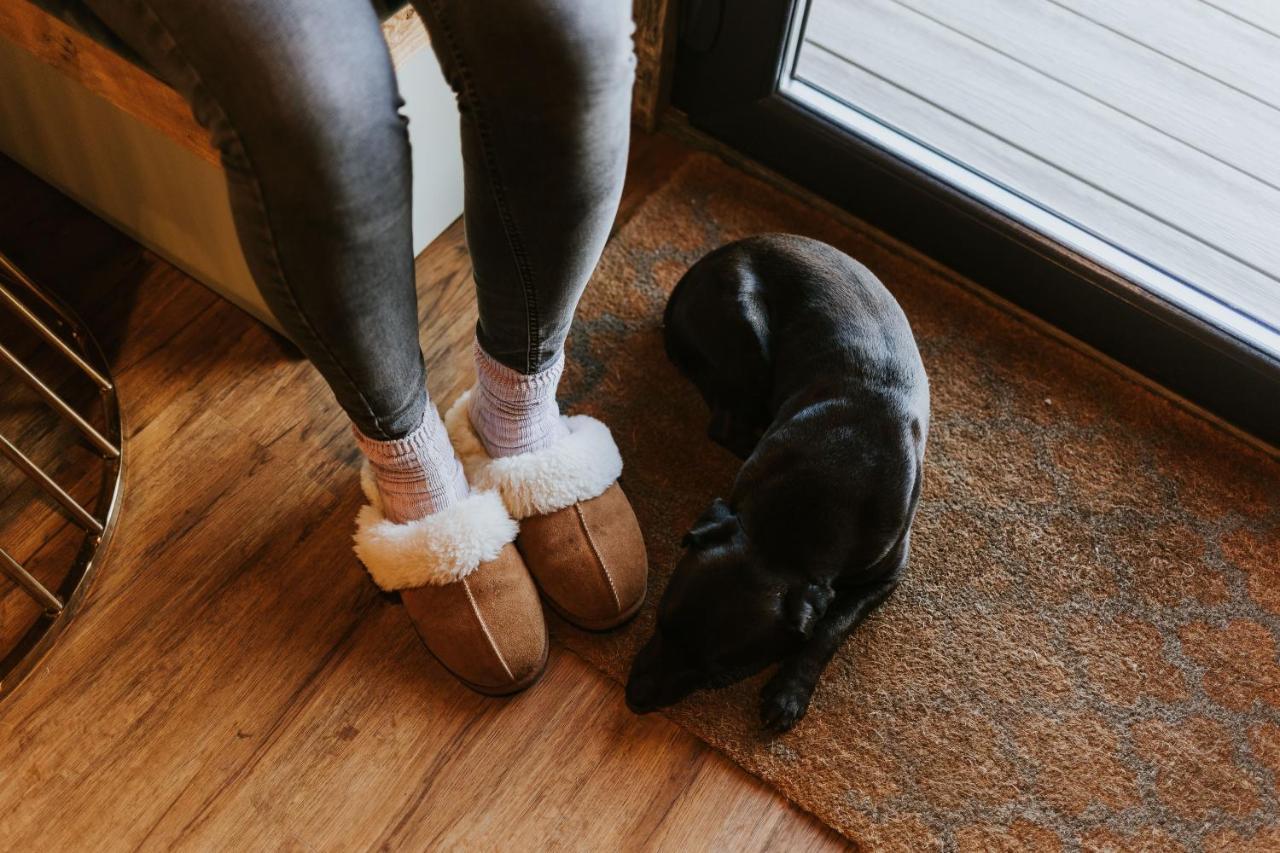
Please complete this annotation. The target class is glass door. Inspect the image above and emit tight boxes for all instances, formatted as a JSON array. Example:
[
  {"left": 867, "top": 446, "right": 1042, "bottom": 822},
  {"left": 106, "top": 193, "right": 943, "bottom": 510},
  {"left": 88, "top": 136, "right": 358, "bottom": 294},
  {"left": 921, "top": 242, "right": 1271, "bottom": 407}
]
[
  {"left": 784, "top": 0, "right": 1280, "bottom": 357},
  {"left": 672, "top": 0, "right": 1280, "bottom": 442}
]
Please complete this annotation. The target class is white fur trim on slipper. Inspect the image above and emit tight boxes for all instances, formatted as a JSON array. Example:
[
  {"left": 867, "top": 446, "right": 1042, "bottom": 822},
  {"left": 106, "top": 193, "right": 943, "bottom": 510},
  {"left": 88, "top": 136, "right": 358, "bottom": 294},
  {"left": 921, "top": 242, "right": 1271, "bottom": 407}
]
[
  {"left": 445, "top": 390, "right": 623, "bottom": 520},
  {"left": 353, "top": 462, "right": 517, "bottom": 591}
]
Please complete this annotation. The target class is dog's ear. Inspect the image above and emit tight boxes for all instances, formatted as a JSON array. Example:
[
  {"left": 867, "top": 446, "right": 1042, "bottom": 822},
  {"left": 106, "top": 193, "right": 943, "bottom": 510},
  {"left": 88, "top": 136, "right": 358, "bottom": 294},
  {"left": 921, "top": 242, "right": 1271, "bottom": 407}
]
[
  {"left": 783, "top": 582, "right": 834, "bottom": 639},
  {"left": 682, "top": 498, "right": 737, "bottom": 549}
]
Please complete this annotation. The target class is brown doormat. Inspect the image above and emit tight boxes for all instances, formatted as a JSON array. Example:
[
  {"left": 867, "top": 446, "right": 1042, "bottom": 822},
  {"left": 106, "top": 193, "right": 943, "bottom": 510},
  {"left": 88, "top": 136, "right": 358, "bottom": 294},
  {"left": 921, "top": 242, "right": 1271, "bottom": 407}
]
[{"left": 555, "top": 153, "right": 1280, "bottom": 850}]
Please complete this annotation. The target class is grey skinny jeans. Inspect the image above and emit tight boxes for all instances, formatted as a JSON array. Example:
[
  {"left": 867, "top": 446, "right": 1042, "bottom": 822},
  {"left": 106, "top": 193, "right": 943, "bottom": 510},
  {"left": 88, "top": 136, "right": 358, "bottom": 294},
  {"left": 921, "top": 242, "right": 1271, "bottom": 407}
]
[{"left": 84, "top": 0, "right": 635, "bottom": 439}]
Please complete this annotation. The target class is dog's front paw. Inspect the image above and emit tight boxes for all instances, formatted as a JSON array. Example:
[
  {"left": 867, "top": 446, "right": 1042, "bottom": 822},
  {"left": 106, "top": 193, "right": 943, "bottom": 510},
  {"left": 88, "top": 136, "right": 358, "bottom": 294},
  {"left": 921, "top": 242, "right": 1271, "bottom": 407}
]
[{"left": 760, "top": 675, "right": 814, "bottom": 733}]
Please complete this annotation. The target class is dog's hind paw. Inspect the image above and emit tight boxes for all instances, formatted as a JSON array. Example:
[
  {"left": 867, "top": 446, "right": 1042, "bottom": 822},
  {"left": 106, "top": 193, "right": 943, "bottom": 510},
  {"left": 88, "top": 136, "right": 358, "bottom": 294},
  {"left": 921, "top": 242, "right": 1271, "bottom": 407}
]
[{"left": 760, "top": 676, "right": 814, "bottom": 733}]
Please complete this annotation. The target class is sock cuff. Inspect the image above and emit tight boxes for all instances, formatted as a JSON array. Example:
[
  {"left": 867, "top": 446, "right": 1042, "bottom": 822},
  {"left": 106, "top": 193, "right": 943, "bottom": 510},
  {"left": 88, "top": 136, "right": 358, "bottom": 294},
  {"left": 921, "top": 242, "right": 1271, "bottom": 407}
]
[
  {"left": 353, "top": 404, "right": 446, "bottom": 460},
  {"left": 353, "top": 399, "right": 470, "bottom": 523},
  {"left": 473, "top": 338, "right": 564, "bottom": 398}
]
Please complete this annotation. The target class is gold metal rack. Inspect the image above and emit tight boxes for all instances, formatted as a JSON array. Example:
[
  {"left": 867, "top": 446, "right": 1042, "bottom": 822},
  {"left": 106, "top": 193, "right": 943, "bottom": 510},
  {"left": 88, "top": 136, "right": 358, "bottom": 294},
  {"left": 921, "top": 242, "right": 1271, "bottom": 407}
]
[{"left": 0, "top": 252, "right": 123, "bottom": 700}]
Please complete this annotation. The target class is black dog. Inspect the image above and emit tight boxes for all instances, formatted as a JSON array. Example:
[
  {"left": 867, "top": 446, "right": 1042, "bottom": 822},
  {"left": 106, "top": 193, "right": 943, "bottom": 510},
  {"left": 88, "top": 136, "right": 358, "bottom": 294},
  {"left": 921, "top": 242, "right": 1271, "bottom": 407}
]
[{"left": 625, "top": 234, "right": 929, "bottom": 731}]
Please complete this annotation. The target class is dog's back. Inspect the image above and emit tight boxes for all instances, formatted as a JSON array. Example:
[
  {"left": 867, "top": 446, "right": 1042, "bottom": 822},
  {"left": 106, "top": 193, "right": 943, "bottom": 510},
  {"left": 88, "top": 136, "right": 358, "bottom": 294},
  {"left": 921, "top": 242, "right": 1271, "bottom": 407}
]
[
  {"left": 665, "top": 233, "right": 929, "bottom": 573},
  {"left": 665, "top": 233, "right": 928, "bottom": 450}
]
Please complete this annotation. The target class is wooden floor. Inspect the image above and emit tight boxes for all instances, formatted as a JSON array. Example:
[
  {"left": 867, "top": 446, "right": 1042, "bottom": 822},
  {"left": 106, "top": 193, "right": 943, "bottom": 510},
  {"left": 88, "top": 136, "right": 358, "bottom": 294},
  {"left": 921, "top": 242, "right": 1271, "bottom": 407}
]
[
  {"left": 797, "top": 0, "right": 1280, "bottom": 335},
  {"left": 0, "top": 134, "right": 842, "bottom": 851}
]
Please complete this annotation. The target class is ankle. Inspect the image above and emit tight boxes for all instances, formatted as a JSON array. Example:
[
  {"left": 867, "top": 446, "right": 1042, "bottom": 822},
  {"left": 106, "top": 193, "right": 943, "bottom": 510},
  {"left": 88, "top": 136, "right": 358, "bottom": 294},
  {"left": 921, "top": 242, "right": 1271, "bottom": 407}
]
[
  {"left": 469, "top": 340, "right": 570, "bottom": 458},
  {"left": 355, "top": 405, "right": 469, "bottom": 524}
]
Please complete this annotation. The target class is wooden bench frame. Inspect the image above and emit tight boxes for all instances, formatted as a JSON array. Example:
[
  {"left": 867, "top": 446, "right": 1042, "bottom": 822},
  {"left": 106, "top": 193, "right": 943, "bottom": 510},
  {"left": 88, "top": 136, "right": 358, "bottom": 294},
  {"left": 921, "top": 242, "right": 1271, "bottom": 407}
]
[
  {"left": 0, "top": 2, "right": 463, "bottom": 331},
  {"left": 0, "top": 4, "right": 431, "bottom": 165}
]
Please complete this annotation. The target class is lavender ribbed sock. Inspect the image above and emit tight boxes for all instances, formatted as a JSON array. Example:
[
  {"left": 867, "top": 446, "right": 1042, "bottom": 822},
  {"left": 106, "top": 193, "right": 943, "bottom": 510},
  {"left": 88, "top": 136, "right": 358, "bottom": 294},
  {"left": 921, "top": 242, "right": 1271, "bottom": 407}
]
[
  {"left": 469, "top": 339, "right": 570, "bottom": 458},
  {"left": 354, "top": 402, "right": 469, "bottom": 524}
]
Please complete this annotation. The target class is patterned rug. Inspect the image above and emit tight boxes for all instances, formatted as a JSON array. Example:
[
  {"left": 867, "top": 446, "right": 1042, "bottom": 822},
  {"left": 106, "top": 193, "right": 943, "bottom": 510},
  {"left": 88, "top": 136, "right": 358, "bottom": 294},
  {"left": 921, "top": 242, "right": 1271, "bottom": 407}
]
[{"left": 555, "top": 153, "right": 1280, "bottom": 850}]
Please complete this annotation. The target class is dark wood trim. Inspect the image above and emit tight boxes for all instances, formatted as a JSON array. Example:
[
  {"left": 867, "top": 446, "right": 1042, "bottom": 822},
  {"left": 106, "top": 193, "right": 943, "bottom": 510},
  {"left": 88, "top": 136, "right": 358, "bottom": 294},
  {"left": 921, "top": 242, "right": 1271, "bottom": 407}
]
[
  {"left": 631, "top": 0, "right": 679, "bottom": 130},
  {"left": 671, "top": 0, "right": 1280, "bottom": 445}
]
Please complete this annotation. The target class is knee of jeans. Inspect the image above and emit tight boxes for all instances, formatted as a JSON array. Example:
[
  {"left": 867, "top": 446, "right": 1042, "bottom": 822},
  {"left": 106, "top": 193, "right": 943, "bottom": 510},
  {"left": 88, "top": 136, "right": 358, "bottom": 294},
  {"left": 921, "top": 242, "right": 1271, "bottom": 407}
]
[
  {"left": 569, "top": 12, "right": 635, "bottom": 93},
  {"left": 502, "top": 1, "right": 636, "bottom": 96},
  {"left": 281, "top": 84, "right": 402, "bottom": 172},
  {"left": 210, "top": 49, "right": 407, "bottom": 190}
]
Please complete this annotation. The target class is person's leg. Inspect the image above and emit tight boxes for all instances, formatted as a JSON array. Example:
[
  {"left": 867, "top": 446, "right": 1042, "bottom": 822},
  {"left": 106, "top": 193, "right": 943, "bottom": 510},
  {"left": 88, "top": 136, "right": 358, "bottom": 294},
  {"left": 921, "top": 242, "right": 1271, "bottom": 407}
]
[
  {"left": 84, "top": 0, "right": 465, "bottom": 520},
  {"left": 86, "top": 0, "right": 547, "bottom": 692},
  {"left": 412, "top": 0, "right": 635, "bottom": 458},
  {"left": 418, "top": 0, "right": 647, "bottom": 632}
]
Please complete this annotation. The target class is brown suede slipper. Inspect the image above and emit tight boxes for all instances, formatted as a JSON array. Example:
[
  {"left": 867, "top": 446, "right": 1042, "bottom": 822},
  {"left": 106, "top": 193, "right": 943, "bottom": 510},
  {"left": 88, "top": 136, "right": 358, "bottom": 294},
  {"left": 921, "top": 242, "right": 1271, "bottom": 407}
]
[
  {"left": 352, "top": 464, "right": 548, "bottom": 695},
  {"left": 446, "top": 391, "right": 648, "bottom": 632},
  {"left": 401, "top": 543, "right": 548, "bottom": 695}
]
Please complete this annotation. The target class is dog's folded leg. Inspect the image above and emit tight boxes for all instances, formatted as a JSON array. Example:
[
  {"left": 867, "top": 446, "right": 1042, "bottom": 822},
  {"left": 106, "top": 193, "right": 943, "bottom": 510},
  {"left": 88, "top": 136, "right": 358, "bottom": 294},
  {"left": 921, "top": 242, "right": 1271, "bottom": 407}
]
[{"left": 760, "top": 571, "right": 902, "bottom": 732}]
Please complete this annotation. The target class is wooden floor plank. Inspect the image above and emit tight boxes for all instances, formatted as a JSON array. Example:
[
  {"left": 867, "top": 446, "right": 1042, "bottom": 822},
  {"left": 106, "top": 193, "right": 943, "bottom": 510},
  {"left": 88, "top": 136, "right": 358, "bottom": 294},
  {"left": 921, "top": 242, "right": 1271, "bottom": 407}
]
[{"left": 0, "top": 134, "right": 843, "bottom": 851}]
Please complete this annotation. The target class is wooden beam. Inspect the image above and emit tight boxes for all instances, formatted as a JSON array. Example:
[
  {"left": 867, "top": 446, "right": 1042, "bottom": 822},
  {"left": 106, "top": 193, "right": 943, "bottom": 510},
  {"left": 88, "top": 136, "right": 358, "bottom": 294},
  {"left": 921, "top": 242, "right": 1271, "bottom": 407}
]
[
  {"left": 0, "top": 1, "right": 216, "bottom": 163},
  {"left": 381, "top": 5, "right": 431, "bottom": 67},
  {"left": 632, "top": 0, "right": 677, "bottom": 131}
]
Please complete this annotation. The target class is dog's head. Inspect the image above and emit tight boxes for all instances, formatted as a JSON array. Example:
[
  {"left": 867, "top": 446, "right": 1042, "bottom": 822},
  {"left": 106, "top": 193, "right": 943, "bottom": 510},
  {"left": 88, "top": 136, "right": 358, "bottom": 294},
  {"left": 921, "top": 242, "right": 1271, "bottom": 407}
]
[{"left": 625, "top": 498, "right": 833, "bottom": 713}]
